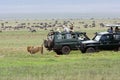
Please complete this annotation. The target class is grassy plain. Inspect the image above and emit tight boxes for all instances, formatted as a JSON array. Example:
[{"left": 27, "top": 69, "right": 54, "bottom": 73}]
[{"left": 0, "top": 19, "right": 120, "bottom": 80}]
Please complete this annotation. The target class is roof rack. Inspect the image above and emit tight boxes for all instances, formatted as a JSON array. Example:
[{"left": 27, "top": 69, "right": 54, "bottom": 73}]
[{"left": 106, "top": 24, "right": 120, "bottom": 27}]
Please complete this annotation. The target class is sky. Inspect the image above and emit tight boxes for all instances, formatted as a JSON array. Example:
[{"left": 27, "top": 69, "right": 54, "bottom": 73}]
[{"left": 0, "top": 0, "right": 120, "bottom": 14}]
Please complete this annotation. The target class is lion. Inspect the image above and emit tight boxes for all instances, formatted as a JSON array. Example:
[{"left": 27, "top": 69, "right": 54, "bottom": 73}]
[{"left": 27, "top": 44, "right": 43, "bottom": 54}]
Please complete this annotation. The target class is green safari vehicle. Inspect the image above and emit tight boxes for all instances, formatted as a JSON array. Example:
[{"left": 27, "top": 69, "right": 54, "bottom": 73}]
[{"left": 44, "top": 31, "right": 90, "bottom": 55}]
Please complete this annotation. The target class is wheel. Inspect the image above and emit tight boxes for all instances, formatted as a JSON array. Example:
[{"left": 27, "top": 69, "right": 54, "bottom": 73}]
[
  {"left": 81, "top": 49, "right": 86, "bottom": 53},
  {"left": 86, "top": 47, "right": 95, "bottom": 53},
  {"left": 61, "top": 46, "right": 71, "bottom": 55},
  {"left": 54, "top": 50, "right": 63, "bottom": 55}
]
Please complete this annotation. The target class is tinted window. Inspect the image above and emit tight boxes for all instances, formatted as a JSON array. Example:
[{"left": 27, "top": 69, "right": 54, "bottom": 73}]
[
  {"left": 114, "top": 34, "right": 120, "bottom": 40},
  {"left": 71, "top": 34, "right": 76, "bottom": 39},
  {"left": 100, "top": 35, "right": 112, "bottom": 41},
  {"left": 57, "top": 34, "right": 65, "bottom": 40},
  {"left": 78, "top": 34, "right": 86, "bottom": 40},
  {"left": 66, "top": 33, "right": 72, "bottom": 39}
]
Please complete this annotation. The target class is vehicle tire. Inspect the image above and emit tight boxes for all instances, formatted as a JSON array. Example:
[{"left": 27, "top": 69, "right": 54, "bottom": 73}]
[
  {"left": 86, "top": 47, "right": 95, "bottom": 53},
  {"left": 61, "top": 46, "right": 71, "bottom": 55},
  {"left": 81, "top": 49, "right": 86, "bottom": 53},
  {"left": 54, "top": 50, "right": 63, "bottom": 55}
]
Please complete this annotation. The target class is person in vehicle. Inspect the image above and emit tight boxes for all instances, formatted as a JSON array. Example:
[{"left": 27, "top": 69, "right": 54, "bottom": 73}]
[
  {"left": 115, "top": 27, "right": 120, "bottom": 32},
  {"left": 107, "top": 27, "right": 113, "bottom": 33},
  {"left": 69, "top": 24, "right": 74, "bottom": 32},
  {"left": 47, "top": 30, "right": 54, "bottom": 41},
  {"left": 63, "top": 25, "right": 70, "bottom": 33}
]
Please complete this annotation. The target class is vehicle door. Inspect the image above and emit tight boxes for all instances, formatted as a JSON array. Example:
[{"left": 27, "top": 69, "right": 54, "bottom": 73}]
[
  {"left": 65, "top": 33, "right": 78, "bottom": 49},
  {"left": 55, "top": 33, "right": 78, "bottom": 49},
  {"left": 99, "top": 34, "right": 114, "bottom": 50},
  {"left": 113, "top": 33, "right": 120, "bottom": 48}
]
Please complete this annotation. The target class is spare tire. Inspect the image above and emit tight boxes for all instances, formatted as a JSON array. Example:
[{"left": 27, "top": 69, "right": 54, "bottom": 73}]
[
  {"left": 44, "top": 40, "right": 48, "bottom": 48},
  {"left": 61, "top": 46, "right": 71, "bottom": 55},
  {"left": 47, "top": 40, "right": 53, "bottom": 48}
]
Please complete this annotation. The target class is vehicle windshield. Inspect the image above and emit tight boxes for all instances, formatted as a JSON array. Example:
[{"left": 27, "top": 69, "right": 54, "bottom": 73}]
[{"left": 93, "top": 34, "right": 101, "bottom": 41}]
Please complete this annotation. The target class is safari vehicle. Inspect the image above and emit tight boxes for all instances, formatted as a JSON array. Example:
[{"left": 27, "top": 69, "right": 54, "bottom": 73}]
[
  {"left": 106, "top": 24, "right": 120, "bottom": 33},
  {"left": 80, "top": 32, "right": 120, "bottom": 53},
  {"left": 44, "top": 31, "right": 90, "bottom": 55}
]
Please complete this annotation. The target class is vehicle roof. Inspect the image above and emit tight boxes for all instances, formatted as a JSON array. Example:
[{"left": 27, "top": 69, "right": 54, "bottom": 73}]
[
  {"left": 106, "top": 24, "right": 120, "bottom": 27},
  {"left": 97, "top": 32, "right": 109, "bottom": 35},
  {"left": 54, "top": 31, "right": 86, "bottom": 34},
  {"left": 97, "top": 32, "right": 120, "bottom": 35}
]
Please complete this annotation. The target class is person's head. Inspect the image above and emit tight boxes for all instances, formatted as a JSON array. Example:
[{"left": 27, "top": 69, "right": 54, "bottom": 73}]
[
  {"left": 63, "top": 25, "right": 66, "bottom": 28},
  {"left": 110, "top": 27, "right": 113, "bottom": 30},
  {"left": 115, "top": 27, "right": 118, "bottom": 29}
]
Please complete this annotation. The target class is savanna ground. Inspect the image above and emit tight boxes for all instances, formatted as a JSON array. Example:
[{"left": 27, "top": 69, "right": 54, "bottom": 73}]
[{"left": 0, "top": 18, "right": 120, "bottom": 80}]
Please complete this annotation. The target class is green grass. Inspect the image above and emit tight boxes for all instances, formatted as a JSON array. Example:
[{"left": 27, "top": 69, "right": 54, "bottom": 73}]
[
  {"left": 0, "top": 51, "right": 120, "bottom": 80},
  {"left": 0, "top": 19, "right": 120, "bottom": 80}
]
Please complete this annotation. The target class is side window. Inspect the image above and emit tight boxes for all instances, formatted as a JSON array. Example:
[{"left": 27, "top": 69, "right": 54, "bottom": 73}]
[
  {"left": 100, "top": 35, "right": 110, "bottom": 41},
  {"left": 101, "top": 35, "right": 106, "bottom": 41},
  {"left": 71, "top": 34, "right": 76, "bottom": 39},
  {"left": 101, "top": 34, "right": 113, "bottom": 41},
  {"left": 57, "top": 33, "right": 77, "bottom": 40},
  {"left": 57, "top": 34, "right": 65, "bottom": 40},
  {"left": 114, "top": 34, "right": 120, "bottom": 40},
  {"left": 57, "top": 34, "right": 62, "bottom": 40},
  {"left": 66, "top": 34, "right": 72, "bottom": 39},
  {"left": 109, "top": 35, "right": 113, "bottom": 40},
  {"left": 66, "top": 33, "right": 76, "bottom": 39},
  {"left": 78, "top": 34, "right": 85, "bottom": 40}
]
